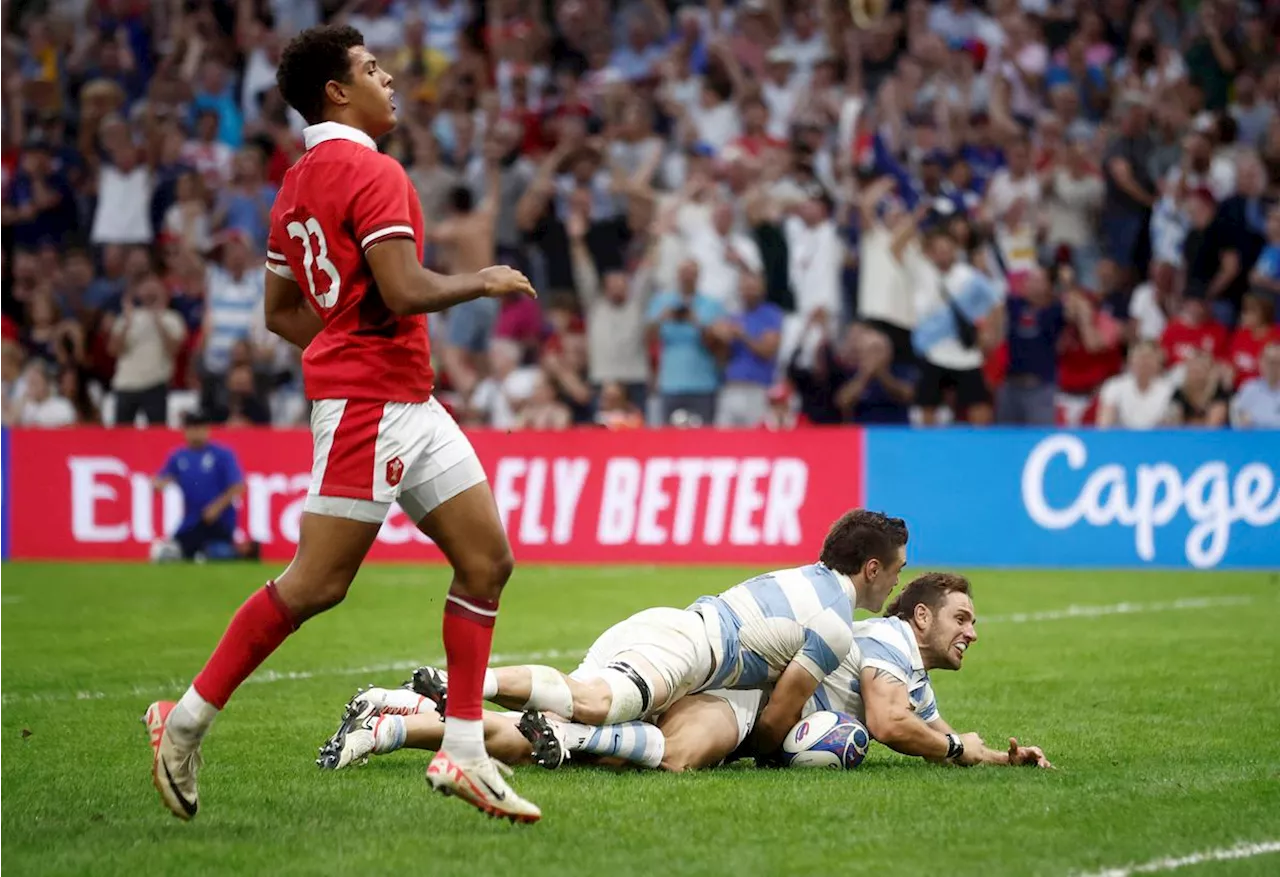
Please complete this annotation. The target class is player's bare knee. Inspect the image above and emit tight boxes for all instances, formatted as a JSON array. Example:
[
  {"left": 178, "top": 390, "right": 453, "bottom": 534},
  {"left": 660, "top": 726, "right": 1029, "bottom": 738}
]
[
  {"left": 452, "top": 544, "right": 514, "bottom": 601},
  {"left": 570, "top": 681, "right": 612, "bottom": 725},
  {"left": 277, "top": 572, "right": 352, "bottom": 620}
]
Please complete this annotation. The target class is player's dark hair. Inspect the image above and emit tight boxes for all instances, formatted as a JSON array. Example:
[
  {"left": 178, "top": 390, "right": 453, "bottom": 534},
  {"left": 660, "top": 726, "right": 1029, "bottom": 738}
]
[
  {"left": 277, "top": 25, "right": 366, "bottom": 125},
  {"left": 819, "top": 509, "right": 908, "bottom": 577},
  {"left": 884, "top": 573, "right": 972, "bottom": 621},
  {"left": 449, "top": 185, "right": 475, "bottom": 213}
]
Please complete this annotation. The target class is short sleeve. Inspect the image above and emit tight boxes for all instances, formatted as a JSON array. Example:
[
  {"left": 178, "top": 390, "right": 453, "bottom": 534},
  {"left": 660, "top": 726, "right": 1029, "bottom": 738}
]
[
  {"left": 266, "top": 221, "right": 294, "bottom": 280},
  {"left": 855, "top": 632, "right": 913, "bottom": 684},
  {"left": 350, "top": 157, "right": 416, "bottom": 252},
  {"left": 794, "top": 611, "right": 852, "bottom": 682},
  {"left": 219, "top": 449, "right": 244, "bottom": 487},
  {"left": 159, "top": 451, "right": 180, "bottom": 480}
]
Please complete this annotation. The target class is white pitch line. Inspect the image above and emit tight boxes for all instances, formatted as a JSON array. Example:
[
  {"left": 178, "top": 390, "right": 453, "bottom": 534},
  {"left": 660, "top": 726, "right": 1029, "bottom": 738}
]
[
  {"left": 982, "top": 595, "right": 1256, "bottom": 625},
  {"left": 1075, "top": 840, "right": 1280, "bottom": 877},
  {"left": 0, "top": 595, "right": 1261, "bottom": 706},
  {"left": 0, "top": 648, "right": 580, "bottom": 707}
]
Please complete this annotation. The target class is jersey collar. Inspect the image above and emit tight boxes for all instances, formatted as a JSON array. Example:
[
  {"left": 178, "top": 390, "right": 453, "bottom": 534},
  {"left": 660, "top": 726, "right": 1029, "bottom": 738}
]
[
  {"left": 303, "top": 121, "right": 377, "bottom": 152},
  {"left": 890, "top": 616, "right": 927, "bottom": 672},
  {"left": 833, "top": 570, "right": 857, "bottom": 603}
]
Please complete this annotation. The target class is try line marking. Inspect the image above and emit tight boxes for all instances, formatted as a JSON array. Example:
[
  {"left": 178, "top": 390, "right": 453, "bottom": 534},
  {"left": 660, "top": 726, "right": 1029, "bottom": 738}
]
[
  {"left": 1075, "top": 840, "right": 1280, "bottom": 877},
  {"left": 0, "top": 594, "right": 1257, "bottom": 706}
]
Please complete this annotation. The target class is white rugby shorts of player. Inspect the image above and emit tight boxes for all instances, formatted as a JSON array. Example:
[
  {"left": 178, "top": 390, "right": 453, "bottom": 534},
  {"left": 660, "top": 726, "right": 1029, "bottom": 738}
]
[
  {"left": 570, "top": 611, "right": 763, "bottom": 745},
  {"left": 304, "top": 396, "right": 486, "bottom": 524}
]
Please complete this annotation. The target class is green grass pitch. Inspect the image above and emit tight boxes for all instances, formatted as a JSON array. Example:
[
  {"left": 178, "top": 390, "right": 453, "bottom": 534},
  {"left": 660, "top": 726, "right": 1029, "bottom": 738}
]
[{"left": 3, "top": 563, "right": 1279, "bottom": 876}]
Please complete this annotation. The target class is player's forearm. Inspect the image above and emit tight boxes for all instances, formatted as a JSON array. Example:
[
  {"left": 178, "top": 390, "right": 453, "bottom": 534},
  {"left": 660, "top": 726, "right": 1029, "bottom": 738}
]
[
  {"left": 392, "top": 268, "right": 488, "bottom": 315},
  {"left": 266, "top": 304, "right": 322, "bottom": 349},
  {"left": 868, "top": 711, "right": 950, "bottom": 759}
]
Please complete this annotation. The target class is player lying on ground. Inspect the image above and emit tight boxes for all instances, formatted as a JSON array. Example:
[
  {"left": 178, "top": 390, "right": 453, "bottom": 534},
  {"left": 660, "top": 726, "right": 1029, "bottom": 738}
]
[
  {"left": 413, "top": 509, "right": 909, "bottom": 759},
  {"left": 318, "top": 573, "right": 1050, "bottom": 771},
  {"left": 318, "top": 686, "right": 762, "bottom": 774},
  {"left": 317, "top": 509, "right": 908, "bottom": 772},
  {"left": 144, "top": 24, "right": 544, "bottom": 824}
]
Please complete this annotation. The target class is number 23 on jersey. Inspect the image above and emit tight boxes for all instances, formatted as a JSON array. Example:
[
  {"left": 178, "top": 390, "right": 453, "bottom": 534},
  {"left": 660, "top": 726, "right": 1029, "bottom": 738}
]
[{"left": 287, "top": 216, "right": 342, "bottom": 309}]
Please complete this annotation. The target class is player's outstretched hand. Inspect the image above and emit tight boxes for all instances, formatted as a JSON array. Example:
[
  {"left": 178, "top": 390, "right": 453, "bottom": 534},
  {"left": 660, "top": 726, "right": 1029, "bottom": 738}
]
[
  {"left": 479, "top": 265, "right": 537, "bottom": 300},
  {"left": 1006, "top": 737, "right": 1053, "bottom": 769}
]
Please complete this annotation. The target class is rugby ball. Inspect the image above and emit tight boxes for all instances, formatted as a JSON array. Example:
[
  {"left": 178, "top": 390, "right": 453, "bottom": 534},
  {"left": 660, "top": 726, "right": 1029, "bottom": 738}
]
[{"left": 781, "top": 711, "right": 871, "bottom": 769}]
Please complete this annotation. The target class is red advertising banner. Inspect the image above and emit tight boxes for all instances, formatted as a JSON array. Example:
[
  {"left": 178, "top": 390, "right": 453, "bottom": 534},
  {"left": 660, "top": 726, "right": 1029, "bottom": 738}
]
[{"left": 5, "top": 428, "right": 864, "bottom": 563}]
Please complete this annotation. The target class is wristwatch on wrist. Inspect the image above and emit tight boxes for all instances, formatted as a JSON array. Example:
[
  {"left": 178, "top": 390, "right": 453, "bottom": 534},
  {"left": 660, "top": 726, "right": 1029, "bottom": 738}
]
[{"left": 945, "top": 733, "right": 965, "bottom": 761}]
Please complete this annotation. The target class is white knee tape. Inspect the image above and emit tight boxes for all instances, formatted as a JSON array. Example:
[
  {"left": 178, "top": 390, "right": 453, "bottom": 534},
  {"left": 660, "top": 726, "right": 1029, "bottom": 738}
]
[{"left": 598, "top": 667, "right": 645, "bottom": 723}]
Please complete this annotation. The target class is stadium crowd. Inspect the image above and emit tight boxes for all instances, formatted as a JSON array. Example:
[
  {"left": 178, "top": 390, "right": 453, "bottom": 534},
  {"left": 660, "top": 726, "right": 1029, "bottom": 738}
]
[{"left": 3, "top": 0, "right": 1280, "bottom": 431}]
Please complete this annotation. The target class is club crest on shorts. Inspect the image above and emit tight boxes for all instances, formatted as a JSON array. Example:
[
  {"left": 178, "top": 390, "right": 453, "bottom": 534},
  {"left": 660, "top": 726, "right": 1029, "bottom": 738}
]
[{"left": 386, "top": 457, "right": 405, "bottom": 487}]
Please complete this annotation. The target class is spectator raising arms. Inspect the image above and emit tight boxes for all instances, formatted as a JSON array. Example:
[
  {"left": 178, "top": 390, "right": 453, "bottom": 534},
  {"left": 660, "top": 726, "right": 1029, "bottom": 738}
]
[{"left": 2, "top": 0, "right": 1279, "bottom": 434}]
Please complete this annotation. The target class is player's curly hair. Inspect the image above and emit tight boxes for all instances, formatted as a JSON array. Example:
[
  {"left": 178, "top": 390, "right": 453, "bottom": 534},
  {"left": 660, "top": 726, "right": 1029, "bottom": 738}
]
[
  {"left": 276, "top": 25, "right": 366, "bottom": 125},
  {"left": 818, "top": 509, "right": 908, "bottom": 577},
  {"left": 884, "top": 572, "right": 972, "bottom": 621}
]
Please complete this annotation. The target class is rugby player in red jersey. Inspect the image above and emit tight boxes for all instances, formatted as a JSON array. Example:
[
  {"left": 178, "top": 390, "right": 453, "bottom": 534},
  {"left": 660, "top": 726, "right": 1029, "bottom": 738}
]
[{"left": 144, "top": 25, "right": 541, "bottom": 823}]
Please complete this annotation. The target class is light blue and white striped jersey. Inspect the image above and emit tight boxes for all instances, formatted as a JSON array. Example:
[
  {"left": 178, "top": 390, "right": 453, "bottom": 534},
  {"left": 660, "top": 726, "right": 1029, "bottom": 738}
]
[
  {"left": 689, "top": 563, "right": 856, "bottom": 693},
  {"left": 806, "top": 616, "right": 941, "bottom": 731}
]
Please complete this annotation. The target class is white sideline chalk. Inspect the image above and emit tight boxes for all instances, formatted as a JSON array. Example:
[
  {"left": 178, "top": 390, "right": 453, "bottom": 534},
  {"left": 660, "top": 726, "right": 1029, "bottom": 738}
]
[{"left": 1075, "top": 840, "right": 1280, "bottom": 877}]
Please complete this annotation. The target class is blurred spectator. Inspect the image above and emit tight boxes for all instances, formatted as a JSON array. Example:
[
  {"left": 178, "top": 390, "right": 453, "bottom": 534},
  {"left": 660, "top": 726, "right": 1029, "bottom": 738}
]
[
  {"left": 1161, "top": 299, "right": 1228, "bottom": 369},
  {"left": 163, "top": 171, "right": 213, "bottom": 254},
  {"left": 715, "top": 271, "right": 782, "bottom": 427},
  {"left": 89, "top": 115, "right": 154, "bottom": 245},
  {"left": 998, "top": 267, "right": 1062, "bottom": 426},
  {"left": 1227, "top": 294, "right": 1280, "bottom": 389},
  {"left": 1251, "top": 205, "right": 1280, "bottom": 304},
  {"left": 1231, "top": 342, "right": 1280, "bottom": 429},
  {"left": 594, "top": 381, "right": 644, "bottom": 430},
  {"left": 108, "top": 274, "right": 186, "bottom": 427},
  {"left": 1097, "top": 342, "right": 1175, "bottom": 430},
  {"left": 4, "top": 136, "right": 77, "bottom": 249},
  {"left": 3, "top": 0, "right": 1278, "bottom": 436},
  {"left": 433, "top": 167, "right": 501, "bottom": 397},
  {"left": 182, "top": 108, "right": 234, "bottom": 188},
  {"left": 1100, "top": 94, "right": 1156, "bottom": 273},
  {"left": 1042, "top": 134, "right": 1105, "bottom": 289},
  {"left": 647, "top": 259, "right": 724, "bottom": 425},
  {"left": 14, "top": 359, "right": 76, "bottom": 427},
  {"left": 515, "top": 373, "right": 572, "bottom": 430},
  {"left": 469, "top": 338, "right": 538, "bottom": 429},
  {"left": 911, "top": 225, "right": 1005, "bottom": 426},
  {"left": 568, "top": 210, "right": 651, "bottom": 406},
  {"left": 200, "top": 232, "right": 264, "bottom": 408},
  {"left": 1181, "top": 187, "right": 1241, "bottom": 325},
  {"left": 1166, "top": 349, "right": 1229, "bottom": 427},
  {"left": 212, "top": 360, "right": 272, "bottom": 427},
  {"left": 1056, "top": 271, "right": 1125, "bottom": 426},
  {"left": 213, "top": 147, "right": 277, "bottom": 253},
  {"left": 693, "top": 199, "right": 763, "bottom": 309}
]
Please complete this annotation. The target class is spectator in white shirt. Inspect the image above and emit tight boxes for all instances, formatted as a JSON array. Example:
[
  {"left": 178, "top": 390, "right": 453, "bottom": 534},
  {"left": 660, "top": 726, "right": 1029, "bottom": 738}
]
[
  {"left": 983, "top": 136, "right": 1042, "bottom": 283},
  {"left": 90, "top": 116, "right": 154, "bottom": 246},
  {"left": 1097, "top": 341, "right": 1176, "bottom": 429},
  {"left": 109, "top": 274, "right": 187, "bottom": 427},
  {"left": 469, "top": 338, "right": 539, "bottom": 429},
  {"left": 1232, "top": 342, "right": 1280, "bottom": 429},
  {"left": 16, "top": 360, "right": 77, "bottom": 428},
  {"left": 692, "top": 200, "right": 763, "bottom": 311},
  {"left": 785, "top": 186, "right": 844, "bottom": 321}
]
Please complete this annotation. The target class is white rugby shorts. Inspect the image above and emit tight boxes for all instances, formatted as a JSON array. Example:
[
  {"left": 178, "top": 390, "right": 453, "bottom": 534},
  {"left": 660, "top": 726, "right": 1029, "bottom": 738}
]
[
  {"left": 570, "top": 607, "right": 718, "bottom": 718},
  {"left": 304, "top": 396, "right": 486, "bottom": 524}
]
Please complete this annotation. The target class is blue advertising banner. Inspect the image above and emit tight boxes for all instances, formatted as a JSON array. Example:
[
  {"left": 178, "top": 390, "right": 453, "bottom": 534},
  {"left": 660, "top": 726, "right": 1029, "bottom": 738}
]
[
  {"left": 864, "top": 429, "right": 1280, "bottom": 570},
  {"left": 2, "top": 427, "right": 9, "bottom": 560}
]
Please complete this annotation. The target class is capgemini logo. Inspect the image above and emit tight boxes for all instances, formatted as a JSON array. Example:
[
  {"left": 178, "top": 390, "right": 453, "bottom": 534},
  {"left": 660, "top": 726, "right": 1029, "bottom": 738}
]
[{"left": 1020, "top": 434, "right": 1280, "bottom": 569}]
